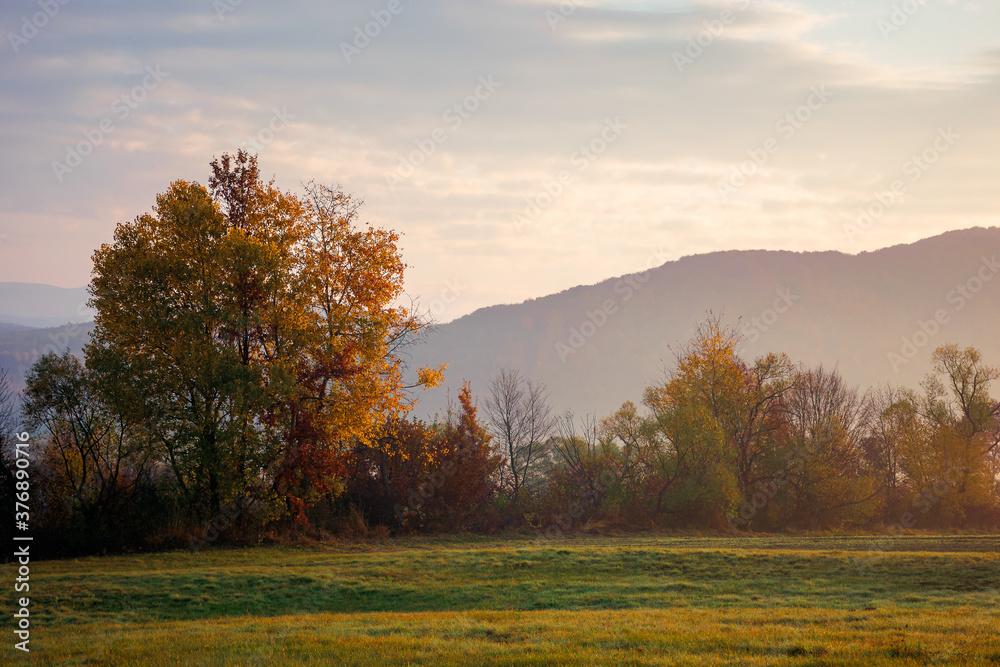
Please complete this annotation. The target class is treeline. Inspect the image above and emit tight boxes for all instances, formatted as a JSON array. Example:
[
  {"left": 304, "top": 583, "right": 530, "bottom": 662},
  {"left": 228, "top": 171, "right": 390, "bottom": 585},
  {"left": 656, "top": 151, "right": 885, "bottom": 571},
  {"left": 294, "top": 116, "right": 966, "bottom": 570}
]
[
  {"left": 505, "top": 320, "right": 1000, "bottom": 537},
  {"left": 334, "top": 320, "right": 1000, "bottom": 540},
  {"left": 1, "top": 154, "right": 997, "bottom": 557}
]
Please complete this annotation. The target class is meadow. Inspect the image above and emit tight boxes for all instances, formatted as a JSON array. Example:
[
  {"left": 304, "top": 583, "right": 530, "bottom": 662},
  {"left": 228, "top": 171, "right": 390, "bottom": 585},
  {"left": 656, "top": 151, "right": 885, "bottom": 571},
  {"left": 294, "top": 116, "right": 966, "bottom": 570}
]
[{"left": 18, "top": 534, "right": 1000, "bottom": 665}]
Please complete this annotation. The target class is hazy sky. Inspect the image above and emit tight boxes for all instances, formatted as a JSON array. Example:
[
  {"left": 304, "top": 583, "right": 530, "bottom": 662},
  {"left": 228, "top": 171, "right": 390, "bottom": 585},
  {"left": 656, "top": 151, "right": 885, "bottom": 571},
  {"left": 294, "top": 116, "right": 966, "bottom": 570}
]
[{"left": 1, "top": 0, "right": 997, "bottom": 320}]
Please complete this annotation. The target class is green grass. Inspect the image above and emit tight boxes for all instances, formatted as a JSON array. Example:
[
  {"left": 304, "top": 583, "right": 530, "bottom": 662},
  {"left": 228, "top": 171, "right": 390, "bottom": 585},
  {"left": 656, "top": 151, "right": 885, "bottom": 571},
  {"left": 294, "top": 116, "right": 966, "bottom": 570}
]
[{"left": 14, "top": 534, "right": 1000, "bottom": 665}]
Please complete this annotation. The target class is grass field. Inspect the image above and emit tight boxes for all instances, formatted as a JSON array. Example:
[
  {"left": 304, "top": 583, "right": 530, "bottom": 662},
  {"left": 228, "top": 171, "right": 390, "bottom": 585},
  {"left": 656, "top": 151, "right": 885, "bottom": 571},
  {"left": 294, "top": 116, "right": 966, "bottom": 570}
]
[{"left": 14, "top": 534, "right": 1000, "bottom": 665}]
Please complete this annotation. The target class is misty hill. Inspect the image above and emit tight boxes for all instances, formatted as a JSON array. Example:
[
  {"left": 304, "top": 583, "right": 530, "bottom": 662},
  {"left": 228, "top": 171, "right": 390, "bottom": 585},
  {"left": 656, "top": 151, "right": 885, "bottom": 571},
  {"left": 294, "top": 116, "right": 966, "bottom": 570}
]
[
  {"left": 0, "top": 321, "right": 94, "bottom": 392},
  {"left": 0, "top": 283, "right": 94, "bottom": 328},
  {"left": 409, "top": 227, "right": 1000, "bottom": 419}
]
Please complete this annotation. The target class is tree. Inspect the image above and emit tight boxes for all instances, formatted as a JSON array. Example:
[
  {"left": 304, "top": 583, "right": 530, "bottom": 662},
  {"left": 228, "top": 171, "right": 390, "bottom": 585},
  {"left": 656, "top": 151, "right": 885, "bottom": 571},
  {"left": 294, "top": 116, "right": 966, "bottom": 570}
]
[
  {"left": 266, "top": 181, "right": 443, "bottom": 521},
  {"left": 346, "top": 382, "right": 500, "bottom": 530},
  {"left": 925, "top": 345, "right": 1000, "bottom": 458},
  {"left": 776, "top": 365, "right": 875, "bottom": 529},
  {"left": 910, "top": 345, "right": 1000, "bottom": 525},
  {"left": 860, "top": 385, "right": 919, "bottom": 523},
  {"left": 22, "top": 353, "right": 153, "bottom": 551},
  {"left": 483, "top": 367, "right": 557, "bottom": 498},
  {"left": 436, "top": 383, "right": 503, "bottom": 521},
  {"left": 86, "top": 151, "right": 442, "bottom": 526},
  {"left": 642, "top": 315, "right": 794, "bottom": 527},
  {"left": 859, "top": 346, "right": 1000, "bottom": 529},
  {"left": 640, "top": 366, "right": 736, "bottom": 526},
  {"left": 549, "top": 412, "right": 612, "bottom": 511},
  {"left": 87, "top": 175, "right": 272, "bottom": 519}
]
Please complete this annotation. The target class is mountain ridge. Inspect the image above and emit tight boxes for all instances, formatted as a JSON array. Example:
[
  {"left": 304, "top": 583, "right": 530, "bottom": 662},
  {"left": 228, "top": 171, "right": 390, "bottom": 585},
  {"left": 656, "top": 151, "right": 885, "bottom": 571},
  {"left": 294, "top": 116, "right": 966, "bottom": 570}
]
[
  {"left": 0, "top": 282, "right": 93, "bottom": 328},
  {"left": 0, "top": 229, "right": 996, "bottom": 418},
  {"left": 409, "top": 227, "right": 1000, "bottom": 419}
]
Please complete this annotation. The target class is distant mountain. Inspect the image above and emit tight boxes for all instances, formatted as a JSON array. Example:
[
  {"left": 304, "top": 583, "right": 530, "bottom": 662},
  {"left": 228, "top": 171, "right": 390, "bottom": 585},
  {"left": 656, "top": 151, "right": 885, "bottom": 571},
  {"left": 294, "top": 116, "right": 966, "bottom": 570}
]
[
  {"left": 409, "top": 227, "right": 1000, "bottom": 419},
  {"left": 0, "top": 322, "right": 33, "bottom": 337},
  {"left": 2, "top": 230, "right": 997, "bottom": 419},
  {"left": 0, "top": 283, "right": 94, "bottom": 328},
  {"left": 0, "top": 321, "right": 94, "bottom": 392}
]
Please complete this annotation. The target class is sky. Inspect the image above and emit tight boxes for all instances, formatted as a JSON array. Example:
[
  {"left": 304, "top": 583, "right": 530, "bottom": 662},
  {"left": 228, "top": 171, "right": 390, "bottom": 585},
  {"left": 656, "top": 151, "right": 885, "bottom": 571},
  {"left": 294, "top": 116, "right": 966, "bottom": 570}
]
[{"left": 1, "top": 0, "right": 997, "bottom": 321}]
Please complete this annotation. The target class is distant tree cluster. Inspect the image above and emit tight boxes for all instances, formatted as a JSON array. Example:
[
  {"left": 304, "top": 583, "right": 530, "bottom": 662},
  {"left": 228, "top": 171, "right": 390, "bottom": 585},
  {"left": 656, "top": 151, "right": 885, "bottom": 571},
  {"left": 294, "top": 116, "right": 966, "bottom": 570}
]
[
  {"left": 4, "top": 155, "right": 998, "bottom": 556},
  {"left": 497, "top": 317, "right": 1000, "bottom": 535}
]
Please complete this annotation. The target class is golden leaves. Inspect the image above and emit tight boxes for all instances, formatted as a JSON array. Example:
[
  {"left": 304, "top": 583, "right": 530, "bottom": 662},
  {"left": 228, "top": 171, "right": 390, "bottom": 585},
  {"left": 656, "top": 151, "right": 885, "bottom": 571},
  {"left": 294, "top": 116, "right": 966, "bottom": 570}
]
[{"left": 87, "top": 153, "right": 435, "bottom": 516}]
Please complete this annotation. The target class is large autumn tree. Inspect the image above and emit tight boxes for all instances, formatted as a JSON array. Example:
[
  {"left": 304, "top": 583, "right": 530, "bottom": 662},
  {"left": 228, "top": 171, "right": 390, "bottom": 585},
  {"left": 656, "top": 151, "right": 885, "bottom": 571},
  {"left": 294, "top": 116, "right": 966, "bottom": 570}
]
[{"left": 86, "top": 151, "right": 442, "bottom": 522}]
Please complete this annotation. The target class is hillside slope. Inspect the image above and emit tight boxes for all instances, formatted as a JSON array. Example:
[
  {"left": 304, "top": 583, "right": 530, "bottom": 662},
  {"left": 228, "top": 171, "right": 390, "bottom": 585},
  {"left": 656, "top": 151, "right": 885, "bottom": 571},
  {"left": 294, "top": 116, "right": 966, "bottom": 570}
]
[
  {"left": 409, "top": 227, "right": 1000, "bottom": 418},
  {"left": 0, "top": 321, "right": 94, "bottom": 391},
  {"left": 0, "top": 283, "right": 93, "bottom": 328}
]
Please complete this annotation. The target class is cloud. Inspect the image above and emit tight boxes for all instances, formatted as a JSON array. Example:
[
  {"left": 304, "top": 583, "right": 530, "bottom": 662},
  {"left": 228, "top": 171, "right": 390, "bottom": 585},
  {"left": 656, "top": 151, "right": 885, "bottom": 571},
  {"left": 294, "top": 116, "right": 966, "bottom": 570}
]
[{"left": 0, "top": 0, "right": 997, "bottom": 315}]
